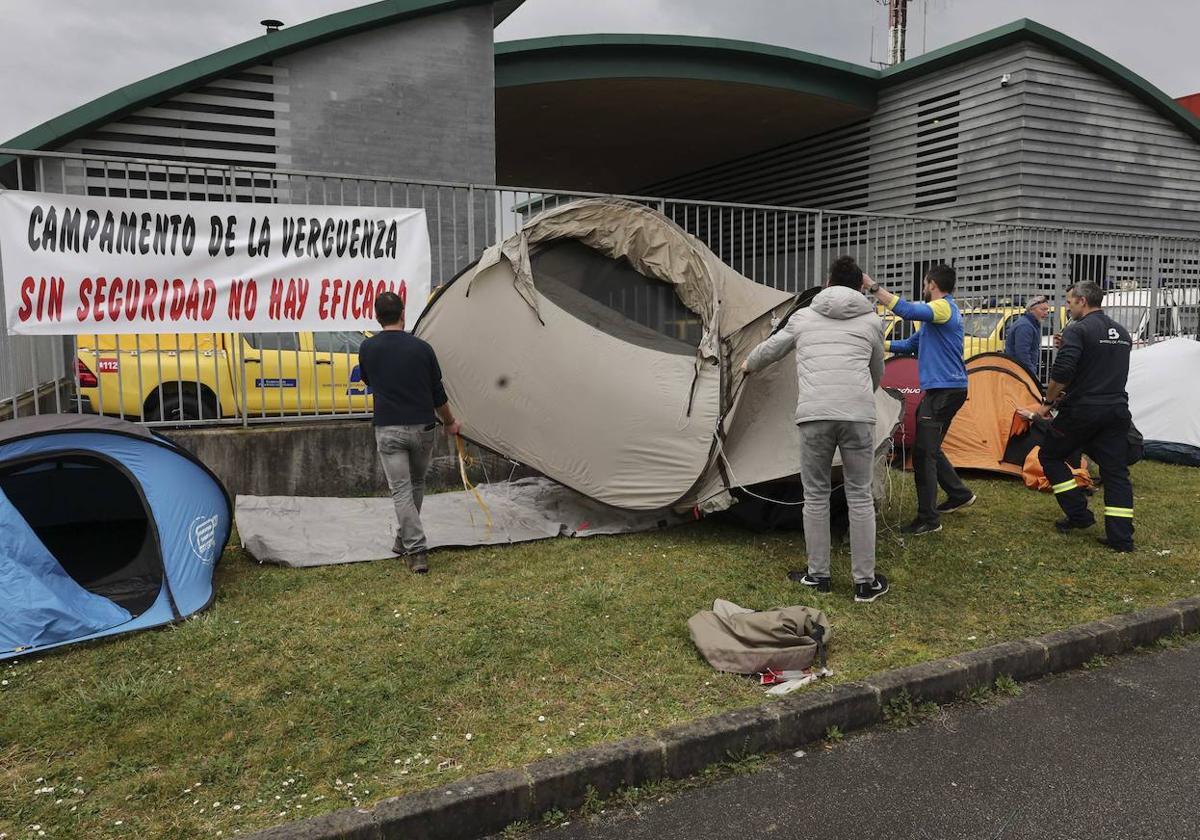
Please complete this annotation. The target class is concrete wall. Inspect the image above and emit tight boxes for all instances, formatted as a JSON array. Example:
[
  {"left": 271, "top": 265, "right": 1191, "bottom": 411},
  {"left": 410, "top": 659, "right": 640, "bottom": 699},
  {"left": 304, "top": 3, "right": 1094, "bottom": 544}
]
[
  {"left": 168, "top": 420, "right": 534, "bottom": 498},
  {"left": 277, "top": 5, "right": 497, "bottom": 183}
]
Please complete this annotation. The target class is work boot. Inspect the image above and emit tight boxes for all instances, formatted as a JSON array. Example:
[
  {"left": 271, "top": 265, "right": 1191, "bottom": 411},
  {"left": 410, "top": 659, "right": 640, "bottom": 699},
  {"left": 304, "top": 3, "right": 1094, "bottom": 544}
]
[
  {"left": 1054, "top": 515, "right": 1095, "bottom": 533},
  {"left": 406, "top": 551, "right": 429, "bottom": 574},
  {"left": 1096, "top": 538, "right": 1133, "bottom": 554}
]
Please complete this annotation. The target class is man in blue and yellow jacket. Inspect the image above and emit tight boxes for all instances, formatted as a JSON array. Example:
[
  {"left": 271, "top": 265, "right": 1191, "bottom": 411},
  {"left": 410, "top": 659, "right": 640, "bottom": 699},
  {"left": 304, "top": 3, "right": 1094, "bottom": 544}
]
[{"left": 865, "top": 265, "right": 974, "bottom": 535}]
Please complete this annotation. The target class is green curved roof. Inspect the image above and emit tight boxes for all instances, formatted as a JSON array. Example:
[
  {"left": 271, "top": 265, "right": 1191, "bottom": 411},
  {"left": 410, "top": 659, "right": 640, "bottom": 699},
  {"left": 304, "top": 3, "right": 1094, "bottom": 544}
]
[
  {"left": 4, "top": 15, "right": 1199, "bottom": 161},
  {"left": 495, "top": 34, "right": 880, "bottom": 110},
  {"left": 0, "top": 0, "right": 523, "bottom": 164},
  {"left": 495, "top": 20, "right": 1200, "bottom": 144}
]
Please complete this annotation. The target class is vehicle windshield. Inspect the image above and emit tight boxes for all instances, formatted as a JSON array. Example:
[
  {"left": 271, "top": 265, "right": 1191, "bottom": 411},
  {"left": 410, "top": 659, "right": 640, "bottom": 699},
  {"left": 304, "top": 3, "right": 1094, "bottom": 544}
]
[
  {"left": 884, "top": 317, "right": 918, "bottom": 341},
  {"left": 961, "top": 312, "right": 1004, "bottom": 338},
  {"left": 1104, "top": 306, "right": 1146, "bottom": 337},
  {"left": 312, "top": 330, "right": 369, "bottom": 354}
]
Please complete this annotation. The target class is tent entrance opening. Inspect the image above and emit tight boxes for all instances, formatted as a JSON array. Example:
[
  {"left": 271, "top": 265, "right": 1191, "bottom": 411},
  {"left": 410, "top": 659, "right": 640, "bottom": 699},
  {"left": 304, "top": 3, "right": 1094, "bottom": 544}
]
[
  {"left": 0, "top": 455, "right": 162, "bottom": 616},
  {"left": 530, "top": 240, "right": 704, "bottom": 353}
]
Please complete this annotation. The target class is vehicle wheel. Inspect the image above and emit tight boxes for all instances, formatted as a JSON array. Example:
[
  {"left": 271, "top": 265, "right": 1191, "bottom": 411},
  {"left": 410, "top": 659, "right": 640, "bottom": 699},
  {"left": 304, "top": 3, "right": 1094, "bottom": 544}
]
[{"left": 158, "top": 391, "right": 203, "bottom": 422}]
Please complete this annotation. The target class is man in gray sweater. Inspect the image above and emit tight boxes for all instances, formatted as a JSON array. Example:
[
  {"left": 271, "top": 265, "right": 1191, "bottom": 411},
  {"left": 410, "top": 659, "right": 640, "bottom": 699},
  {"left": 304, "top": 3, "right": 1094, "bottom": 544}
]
[{"left": 742, "top": 256, "right": 889, "bottom": 602}]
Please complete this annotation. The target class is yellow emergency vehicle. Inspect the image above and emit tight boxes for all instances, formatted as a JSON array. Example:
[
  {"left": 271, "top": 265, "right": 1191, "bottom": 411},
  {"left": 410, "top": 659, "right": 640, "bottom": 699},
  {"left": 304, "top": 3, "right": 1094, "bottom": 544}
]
[{"left": 74, "top": 331, "right": 372, "bottom": 421}]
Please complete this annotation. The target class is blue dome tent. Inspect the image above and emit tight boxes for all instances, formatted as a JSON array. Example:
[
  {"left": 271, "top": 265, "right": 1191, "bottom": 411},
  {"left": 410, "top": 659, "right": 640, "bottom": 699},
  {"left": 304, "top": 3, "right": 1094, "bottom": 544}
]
[{"left": 0, "top": 415, "right": 231, "bottom": 659}]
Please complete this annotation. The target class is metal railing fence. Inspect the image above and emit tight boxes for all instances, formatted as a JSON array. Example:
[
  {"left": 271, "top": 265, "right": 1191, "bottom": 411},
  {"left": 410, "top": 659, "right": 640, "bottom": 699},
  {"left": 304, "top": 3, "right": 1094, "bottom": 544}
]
[{"left": 2, "top": 147, "right": 1199, "bottom": 425}]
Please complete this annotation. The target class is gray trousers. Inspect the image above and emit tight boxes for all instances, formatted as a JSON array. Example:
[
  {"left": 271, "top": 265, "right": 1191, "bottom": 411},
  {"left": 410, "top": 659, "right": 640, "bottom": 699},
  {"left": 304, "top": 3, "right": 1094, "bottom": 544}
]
[
  {"left": 797, "top": 420, "right": 877, "bottom": 584},
  {"left": 376, "top": 424, "right": 436, "bottom": 554}
]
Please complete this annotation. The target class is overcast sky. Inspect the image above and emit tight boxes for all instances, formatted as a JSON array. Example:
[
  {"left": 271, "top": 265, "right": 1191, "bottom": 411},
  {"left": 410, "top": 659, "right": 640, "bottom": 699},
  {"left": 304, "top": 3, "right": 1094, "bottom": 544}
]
[{"left": 1, "top": 0, "right": 1196, "bottom": 143}]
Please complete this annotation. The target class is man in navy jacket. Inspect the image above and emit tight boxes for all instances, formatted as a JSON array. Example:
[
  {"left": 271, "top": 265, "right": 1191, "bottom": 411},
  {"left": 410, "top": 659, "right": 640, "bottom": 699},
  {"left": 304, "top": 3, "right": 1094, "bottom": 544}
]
[
  {"left": 1005, "top": 296, "right": 1051, "bottom": 378},
  {"left": 359, "top": 292, "right": 461, "bottom": 573}
]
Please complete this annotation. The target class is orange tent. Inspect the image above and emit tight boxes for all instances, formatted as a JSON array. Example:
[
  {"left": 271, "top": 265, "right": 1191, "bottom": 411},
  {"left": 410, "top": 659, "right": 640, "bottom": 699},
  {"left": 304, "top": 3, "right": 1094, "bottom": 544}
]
[
  {"left": 1006, "top": 413, "right": 1093, "bottom": 493},
  {"left": 941, "top": 353, "right": 1044, "bottom": 477}
]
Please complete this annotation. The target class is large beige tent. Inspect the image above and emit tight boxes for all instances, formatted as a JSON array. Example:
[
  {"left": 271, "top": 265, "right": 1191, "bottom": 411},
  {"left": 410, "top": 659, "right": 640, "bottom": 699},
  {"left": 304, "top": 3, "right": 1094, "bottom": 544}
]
[{"left": 415, "top": 199, "right": 902, "bottom": 513}]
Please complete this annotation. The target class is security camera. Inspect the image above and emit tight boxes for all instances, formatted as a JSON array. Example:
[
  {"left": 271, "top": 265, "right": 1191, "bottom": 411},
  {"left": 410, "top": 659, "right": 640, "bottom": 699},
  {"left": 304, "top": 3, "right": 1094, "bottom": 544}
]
[{"left": 1000, "top": 73, "right": 1012, "bottom": 87}]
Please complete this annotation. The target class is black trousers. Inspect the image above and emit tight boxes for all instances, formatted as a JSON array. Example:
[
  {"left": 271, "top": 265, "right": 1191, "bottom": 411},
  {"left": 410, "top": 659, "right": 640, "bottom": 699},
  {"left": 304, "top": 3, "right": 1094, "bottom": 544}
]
[
  {"left": 913, "top": 388, "right": 971, "bottom": 524},
  {"left": 1038, "top": 403, "right": 1134, "bottom": 549}
]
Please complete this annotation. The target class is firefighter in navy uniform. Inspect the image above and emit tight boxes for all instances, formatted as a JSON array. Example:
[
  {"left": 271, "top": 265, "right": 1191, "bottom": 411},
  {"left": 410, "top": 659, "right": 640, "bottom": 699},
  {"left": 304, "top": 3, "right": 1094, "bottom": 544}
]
[{"left": 1038, "top": 281, "right": 1135, "bottom": 552}]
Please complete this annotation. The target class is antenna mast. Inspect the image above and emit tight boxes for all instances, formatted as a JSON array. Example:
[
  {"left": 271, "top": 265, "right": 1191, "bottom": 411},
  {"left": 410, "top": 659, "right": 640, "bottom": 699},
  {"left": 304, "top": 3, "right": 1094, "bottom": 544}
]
[{"left": 887, "top": 0, "right": 911, "bottom": 65}]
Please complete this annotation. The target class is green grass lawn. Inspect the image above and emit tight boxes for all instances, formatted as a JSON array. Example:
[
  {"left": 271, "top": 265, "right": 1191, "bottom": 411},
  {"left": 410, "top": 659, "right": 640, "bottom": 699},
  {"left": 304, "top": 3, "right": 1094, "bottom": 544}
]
[{"left": 2, "top": 462, "right": 1198, "bottom": 840}]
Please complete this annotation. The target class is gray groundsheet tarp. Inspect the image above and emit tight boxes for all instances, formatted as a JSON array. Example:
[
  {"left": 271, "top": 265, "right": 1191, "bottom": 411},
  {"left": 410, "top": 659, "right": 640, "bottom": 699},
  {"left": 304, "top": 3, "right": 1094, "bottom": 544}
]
[{"left": 236, "top": 477, "right": 688, "bottom": 567}]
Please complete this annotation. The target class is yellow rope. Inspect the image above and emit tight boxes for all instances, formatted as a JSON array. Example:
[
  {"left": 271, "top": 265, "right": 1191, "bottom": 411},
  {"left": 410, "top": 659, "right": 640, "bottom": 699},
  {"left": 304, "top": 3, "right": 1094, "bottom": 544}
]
[{"left": 455, "top": 435, "right": 493, "bottom": 529}]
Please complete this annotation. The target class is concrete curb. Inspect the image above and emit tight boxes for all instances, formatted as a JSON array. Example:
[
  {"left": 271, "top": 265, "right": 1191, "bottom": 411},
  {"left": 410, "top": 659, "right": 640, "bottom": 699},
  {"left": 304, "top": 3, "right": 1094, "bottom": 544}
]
[{"left": 242, "top": 596, "right": 1200, "bottom": 840}]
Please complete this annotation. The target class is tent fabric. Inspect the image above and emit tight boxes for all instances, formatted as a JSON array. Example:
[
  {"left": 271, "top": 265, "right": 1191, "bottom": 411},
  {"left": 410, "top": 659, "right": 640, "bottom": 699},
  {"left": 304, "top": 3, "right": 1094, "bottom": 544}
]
[
  {"left": 469, "top": 198, "right": 787, "bottom": 362},
  {"left": 937, "top": 353, "right": 1044, "bottom": 476},
  {"left": 1002, "top": 413, "right": 1093, "bottom": 492},
  {"left": 687, "top": 599, "right": 831, "bottom": 674},
  {"left": 416, "top": 198, "right": 903, "bottom": 513},
  {"left": 880, "top": 355, "right": 921, "bottom": 454},
  {"left": 0, "top": 416, "right": 231, "bottom": 660},
  {"left": 0, "top": 413, "right": 159, "bottom": 446},
  {"left": 1128, "top": 339, "right": 1200, "bottom": 464},
  {"left": 1019, "top": 447, "right": 1093, "bottom": 493},
  {"left": 685, "top": 384, "right": 902, "bottom": 513},
  {"left": 236, "top": 478, "right": 688, "bottom": 567},
  {"left": 883, "top": 353, "right": 1046, "bottom": 475},
  {"left": 419, "top": 257, "right": 723, "bottom": 510},
  {"left": 0, "top": 489, "right": 132, "bottom": 652},
  {"left": 1143, "top": 441, "right": 1200, "bottom": 467}
]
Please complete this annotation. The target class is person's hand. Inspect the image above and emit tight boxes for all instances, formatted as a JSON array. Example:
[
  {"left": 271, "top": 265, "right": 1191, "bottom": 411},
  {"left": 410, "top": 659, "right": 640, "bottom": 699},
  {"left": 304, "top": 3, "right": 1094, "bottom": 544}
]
[
  {"left": 1036, "top": 404, "right": 1053, "bottom": 419},
  {"left": 446, "top": 420, "right": 462, "bottom": 437},
  {"left": 1053, "top": 333, "right": 1063, "bottom": 349},
  {"left": 861, "top": 273, "right": 874, "bottom": 292},
  {"left": 740, "top": 360, "right": 750, "bottom": 374},
  {"left": 1016, "top": 407, "right": 1036, "bottom": 420}
]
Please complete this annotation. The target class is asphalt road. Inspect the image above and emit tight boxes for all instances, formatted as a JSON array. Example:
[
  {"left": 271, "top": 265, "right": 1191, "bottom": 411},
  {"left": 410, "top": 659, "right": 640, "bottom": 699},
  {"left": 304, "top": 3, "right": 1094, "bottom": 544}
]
[{"left": 523, "top": 639, "right": 1200, "bottom": 840}]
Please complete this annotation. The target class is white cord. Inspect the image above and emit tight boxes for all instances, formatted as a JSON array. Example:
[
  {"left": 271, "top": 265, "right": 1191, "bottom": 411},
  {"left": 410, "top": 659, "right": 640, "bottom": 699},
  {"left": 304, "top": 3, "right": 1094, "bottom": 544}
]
[
  {"left": 876, "top": 435, "right": 910, "bottom": 546},
  {"left": 712, "top": 430, "right": 837, "bottom": 506}
]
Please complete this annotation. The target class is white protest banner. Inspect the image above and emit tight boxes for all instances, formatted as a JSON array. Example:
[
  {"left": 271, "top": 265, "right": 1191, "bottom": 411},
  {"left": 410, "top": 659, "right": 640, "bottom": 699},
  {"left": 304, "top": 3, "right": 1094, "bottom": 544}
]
[{"left": 0, "top": 190, "right": 431, "bottom": 335}]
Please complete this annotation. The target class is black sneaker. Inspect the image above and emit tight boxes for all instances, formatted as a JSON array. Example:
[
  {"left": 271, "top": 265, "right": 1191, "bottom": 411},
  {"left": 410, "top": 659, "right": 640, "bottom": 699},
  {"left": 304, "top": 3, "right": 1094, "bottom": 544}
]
[
  {"left": 855, "top": 574, "right": 890, "bottom": 603},
  {"left": 1054, "top": 516, "right": 1095, "bottom": 533},
  {"left": 788, "top": 570, "right": 832, "bottom": 592},
  {"left": 900, "top": 519, "right": 942, "bottom": 536},
  {"left": 1097, "top": 538, "right": 1134, "bottom": 553},
  {"left": 936, "top": 494, "right": 977, "bottom": 514}
]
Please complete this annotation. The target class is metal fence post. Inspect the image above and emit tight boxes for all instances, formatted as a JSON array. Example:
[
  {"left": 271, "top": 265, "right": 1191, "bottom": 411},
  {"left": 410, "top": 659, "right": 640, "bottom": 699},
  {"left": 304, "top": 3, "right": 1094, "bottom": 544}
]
[
  {"left": 1149, "top": 235, "right": 1162, "bottom": 343},
  {"left": 467, "top": 183, "right": 476, "bottom": 262},
  {"left": 813, "top": 210, "right": 823, "bottom": 287},
  {"left": 237, "top": 336, "right": 250, "bottom": 428},
  {"left": 1057, "top": 229, "right": 1069, "bottom": 300}
]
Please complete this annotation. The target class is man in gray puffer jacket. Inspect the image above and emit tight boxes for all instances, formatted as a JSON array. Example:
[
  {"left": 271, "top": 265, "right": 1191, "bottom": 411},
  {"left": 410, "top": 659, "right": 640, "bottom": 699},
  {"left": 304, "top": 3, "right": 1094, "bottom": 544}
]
[{"left": 742, "top": 256, "right": 889, "bottom": 603}]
